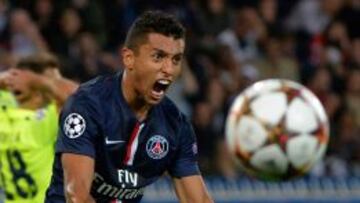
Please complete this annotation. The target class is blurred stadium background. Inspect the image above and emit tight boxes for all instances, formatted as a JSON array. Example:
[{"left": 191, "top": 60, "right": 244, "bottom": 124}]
[{"left": 0, "top": 0, "right": 359, "bottom": 202}]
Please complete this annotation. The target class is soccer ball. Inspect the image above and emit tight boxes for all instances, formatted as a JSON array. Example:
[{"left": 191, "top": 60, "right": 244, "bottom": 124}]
[{"left": 225, "top": 79, "right": 329, "bottom": 181}]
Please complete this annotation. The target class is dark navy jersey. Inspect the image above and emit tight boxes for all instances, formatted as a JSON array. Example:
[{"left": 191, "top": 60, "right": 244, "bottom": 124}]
[{"left": 45, "top": 72, "right": 200, "bottom": 203}]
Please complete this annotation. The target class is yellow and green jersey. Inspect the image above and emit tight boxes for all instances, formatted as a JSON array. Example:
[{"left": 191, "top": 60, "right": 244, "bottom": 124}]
[{"left": 0, "top": 102, "right": 58, "bottom": 203}]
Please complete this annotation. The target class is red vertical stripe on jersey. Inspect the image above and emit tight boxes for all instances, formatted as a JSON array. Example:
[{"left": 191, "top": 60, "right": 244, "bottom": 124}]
[
  {"left": 111, "top": 199, "right": 124, "bottom": 203},
  {"left": 123, "top": 122, "right": 140, "bottom": 165},
  {"left": 123, "top": 122, "right": 144, "bottom": 165}
]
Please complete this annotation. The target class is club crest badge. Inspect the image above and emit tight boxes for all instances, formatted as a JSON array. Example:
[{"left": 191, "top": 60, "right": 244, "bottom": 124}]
[
  {"left": 35, "top": 108, "right": 46, "bottom": 120},
  {"left": 146, "top": 135, "right": 169, "bottom": 160}
]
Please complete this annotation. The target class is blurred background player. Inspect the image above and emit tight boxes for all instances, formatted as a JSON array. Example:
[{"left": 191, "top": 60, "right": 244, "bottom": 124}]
[{"left": 0, "top": 52, "right": 78, "bottom": 203}]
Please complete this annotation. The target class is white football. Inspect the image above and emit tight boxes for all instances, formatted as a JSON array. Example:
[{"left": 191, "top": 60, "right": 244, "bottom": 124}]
[{"left": 225, "top": 79, "right": 329, "bottom": 181}]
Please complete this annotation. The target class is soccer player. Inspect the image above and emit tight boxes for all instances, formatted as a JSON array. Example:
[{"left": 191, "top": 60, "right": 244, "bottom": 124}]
[
  {"left": 0, "top": 52, "right": 78, "bottom": 203},
  {"left": 45, "top": 11, "right": 214, "bottom": 203}
]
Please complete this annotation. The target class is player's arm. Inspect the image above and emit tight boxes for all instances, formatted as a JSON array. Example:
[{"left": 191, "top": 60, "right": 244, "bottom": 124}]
[
  {"left": 32, "top": 71, "right": 78, "bottom": 107},
  {"left": 0, "top": 71, "right": 10, "bottom": 89},
  {"left": 56, "top": 94, "right": 100, "bottom": 203},
  {"left": 173, "top": 175, "right": 213, "bottom": 203},
  {"left": 62, "top": 153, "right": 96, "bottom": 203},
  {"left": 6, "top": 68, "right": 78, "bottom": 107}
]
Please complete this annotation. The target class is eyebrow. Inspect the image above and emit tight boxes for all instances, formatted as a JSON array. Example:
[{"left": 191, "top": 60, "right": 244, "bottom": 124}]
[{"left": 152, "top": 48, "right": 184, "bottom": 56}]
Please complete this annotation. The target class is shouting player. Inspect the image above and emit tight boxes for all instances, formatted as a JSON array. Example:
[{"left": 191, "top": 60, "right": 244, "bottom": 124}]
[
  {"left": 45, "top": 10, "right": 214, "bottom": 203},
  {"left": 0, "top": 52, "right": 78, "bottom": 203}
]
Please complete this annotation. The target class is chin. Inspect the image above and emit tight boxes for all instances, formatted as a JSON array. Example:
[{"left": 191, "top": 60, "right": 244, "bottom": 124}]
[
  {"left": 147, "top": 100, "right": 161, "bottom": 105},
  {"left": 147, "top": 97, "right": 163, "bottom": 105}
]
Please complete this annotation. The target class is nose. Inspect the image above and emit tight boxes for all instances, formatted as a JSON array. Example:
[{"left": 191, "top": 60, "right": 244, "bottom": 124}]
[{"left": 161, "top": 59, "right": 174, "bottom": 76}]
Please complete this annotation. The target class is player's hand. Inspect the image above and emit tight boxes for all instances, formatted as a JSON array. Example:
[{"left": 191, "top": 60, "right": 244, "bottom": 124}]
[
  {"left": 0, "top": 71, "right": 12, "bottom": 89},
  {"left": 5, "top": 69, "right": 42, "bottom": 91}
]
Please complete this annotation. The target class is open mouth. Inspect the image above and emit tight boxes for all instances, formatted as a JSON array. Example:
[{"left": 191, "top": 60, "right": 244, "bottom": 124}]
[{"left": 151, "top": 79, "right": 171, "bottom": 98}]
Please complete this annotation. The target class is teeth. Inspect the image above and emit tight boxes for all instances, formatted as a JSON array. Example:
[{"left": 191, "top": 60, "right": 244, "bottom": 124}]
[{"left": 158, "top": 80, "right": 170, "bottom": 85}]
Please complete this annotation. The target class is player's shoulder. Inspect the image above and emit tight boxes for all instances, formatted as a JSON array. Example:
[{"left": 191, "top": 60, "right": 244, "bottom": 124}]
[
  {"left": 61, "top": 73, "right": 119, "bottom": 124},
  {"left": 158, "top": 96, "right": 188, "bottom": 124},
  {"left": 157, "top": 97, "right": 195, "bottom": 142},
  {"left": 78, "top": 73, "right": 116, "bottom": 97},
  {"left": 67, "top": 73, "right": 117, "bottom": 106}
]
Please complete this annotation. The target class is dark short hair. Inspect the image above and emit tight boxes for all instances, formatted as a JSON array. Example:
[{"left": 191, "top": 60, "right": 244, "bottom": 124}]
[
  {"left": 124, "top": 10, "right": 185, "bottom": 52},
  {"left": 16, "top": 52, "right": 60, "bottom": 73}
]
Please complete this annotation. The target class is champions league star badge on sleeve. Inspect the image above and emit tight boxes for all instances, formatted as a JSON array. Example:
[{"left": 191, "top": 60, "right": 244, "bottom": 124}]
[{"left": 63, "top": 113, "right": 86, "bottom": 139}]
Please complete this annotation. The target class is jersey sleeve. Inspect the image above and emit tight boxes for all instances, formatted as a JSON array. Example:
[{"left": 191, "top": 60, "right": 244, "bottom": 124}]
[
  {"left": 55, "top": 93, "right": 101, "bottom": 158},
  {"left": 168, "top": 116, "right": 200, "bottom": 178}
]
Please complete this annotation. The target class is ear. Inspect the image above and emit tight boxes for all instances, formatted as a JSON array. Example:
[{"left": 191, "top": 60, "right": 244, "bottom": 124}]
[{"left": 121, "top": 47, "right": 135, "bottom": 71}]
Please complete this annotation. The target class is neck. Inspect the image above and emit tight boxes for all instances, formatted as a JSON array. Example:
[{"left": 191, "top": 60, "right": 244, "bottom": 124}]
[
  {"left": 18, "top": 93, "right": 48, "bottom": 110},
  {"left": 121, "top": 72, "right": 151, "bottom": 121}
]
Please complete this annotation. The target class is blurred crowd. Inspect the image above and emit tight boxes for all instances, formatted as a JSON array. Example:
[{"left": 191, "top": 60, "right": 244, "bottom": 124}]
[{"left": 0, "top": 0, "right": 359, "bottom": 179}]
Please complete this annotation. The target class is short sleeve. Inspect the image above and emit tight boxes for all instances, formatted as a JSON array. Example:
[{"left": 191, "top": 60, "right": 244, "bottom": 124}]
[
  {"left": 55, "top": 94, "right": 100, "bottom": 158},
  {"left": 168, "top": 116, "right": 200, "bottom": 178}
]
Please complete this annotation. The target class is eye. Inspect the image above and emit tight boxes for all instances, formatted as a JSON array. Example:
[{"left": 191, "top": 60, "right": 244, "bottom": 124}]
[
  {"left": 152, "top": 52, "right": 165, "bottom": 62},
  {"left": 172, "top": 55, "right": 183, "bottom": 65}
]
